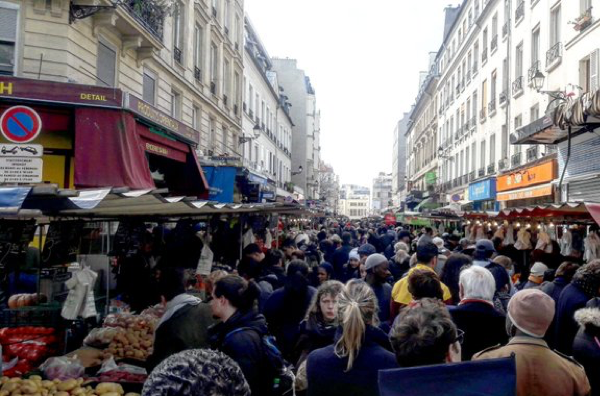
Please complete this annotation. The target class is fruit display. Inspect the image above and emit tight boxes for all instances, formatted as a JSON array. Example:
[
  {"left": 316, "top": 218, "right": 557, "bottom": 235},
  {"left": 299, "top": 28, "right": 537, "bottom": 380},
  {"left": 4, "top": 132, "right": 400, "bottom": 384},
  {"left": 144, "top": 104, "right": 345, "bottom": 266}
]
[
  {"left": 7, "top": 294, "right": 48, "bottom": 309},
  {"left": 0, "top": 377, "right": 140, "bottom": 396},
  {"left": 1, "top": 327, "right": 60, "bottom": 377}
]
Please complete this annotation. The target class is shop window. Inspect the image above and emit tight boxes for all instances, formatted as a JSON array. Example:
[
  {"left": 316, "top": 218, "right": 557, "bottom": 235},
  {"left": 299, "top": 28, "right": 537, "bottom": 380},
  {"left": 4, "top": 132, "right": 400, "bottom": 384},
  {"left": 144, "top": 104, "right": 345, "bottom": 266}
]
[
  {"left": 0, "top": 2, "right": 18, "bottom": 76},
  {"left": 97, "top": 39, "right": 116, "bottom": 87},
  {"left": 143, "top": 69, "right": 156, "bottom": 105}
]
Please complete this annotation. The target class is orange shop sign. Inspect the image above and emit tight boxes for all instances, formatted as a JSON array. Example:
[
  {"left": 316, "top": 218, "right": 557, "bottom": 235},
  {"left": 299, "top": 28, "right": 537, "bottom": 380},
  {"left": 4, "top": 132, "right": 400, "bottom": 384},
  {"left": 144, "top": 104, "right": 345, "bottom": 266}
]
[
  {"left": 497, "top": 183, "right": 553, "bottom": 202},
  {"left": 496, "top": 160, "right": 556, "bottom": 192}
]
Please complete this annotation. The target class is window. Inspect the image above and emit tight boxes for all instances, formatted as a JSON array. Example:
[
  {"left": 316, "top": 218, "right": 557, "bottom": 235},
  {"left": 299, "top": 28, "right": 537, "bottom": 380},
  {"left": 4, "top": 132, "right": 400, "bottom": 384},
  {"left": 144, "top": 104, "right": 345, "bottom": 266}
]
[
  {"left": 502, "top": 58, "right": 508, "bottom": 92},
  {"left": 471, "top": 142, "right": 477, "bottom": 171},
  {"left": 482, "top": 28, "right": 488, "bottom": 51},
  {"left": 468, "top": 9, "right": 473, "bottom": 27},
  {"left": 580, "top": 50, "right": 599, "bottom": 92},
  {"left": 210, "top": 43, "right": 218, "bottom": 84},
  {"left": 472, "top": 90, "right": 478, "bottom": 119},
  {"left": 550, "top": 4, "right": 561, "bottom": 46},
  {"left": 171, "top": 89, "right": 181, "bottom": 120},
  {"left": 234, "top": 72, "right": 240, "bottom": 108},
  {"left": 492, "top": 13, "right": 498, "bottom": 38},
  {"left": 234, "top": 15, "right": 241, "bottom": 48},
  {"left": 514, "top": 115, "right": 523, "bottom": 153},
  {"left": 192, "top": 105, "right": 201, "bottom": 133},
  {"left": 502, "top": 125, "right": 508, "bottom": 158},
  {"left": 473, "top": 42, "right": 479, "bottom": 70},
  {"left": 481, "top": 79, "right": 487, "bottom": 112},
  {"left": 466, "top": 146, "right": 470, "bottom": 174},
  {"left": 532, "top": 27, "right": 540, "bottom": 68},
  {"left": 480, "top": 140, "right": 486, "bottom": 169},
  {"left": 194, "top": 25, "right": 203, "bottom": 72},
  {"left": 222, "top": 127, "right": 228, "bottom": 153},
  {"left": 0, "top": 2, "right": 18, "bottom": 75},
  {"left": 224, "top": 0, "right": 230, "bottom": 34},
  {"left": 516, "top": 42, "right": 523, "bottom": 77},
  {"left": 208, "top": 117, "right": 216, "bottom": 149},
  {"left": 223, "top": 58, "right": 230, "bottom": 103},
  {"left": 172, "top": 2, "right": 184, "bottom": 62},
  {"left": 530, "top": 104, "right": 540, "bottom": 121},
  {"left": 491, "top": 70, "right": 497, "bottom": 102},
  {"left": 460, "top": 150, "right": 464, "bottom": 176},
  {"left": 490, "top": 134, "right": 496, "bottom": 164},
  {"left": 143, "top": 69, "right": 156, "bottom": 105},
  {"left": 97, "top": 39, "right": 116, "bottom": 87},
  {"left": 474, "top": 0, "right": 480, "bottom": 17}
]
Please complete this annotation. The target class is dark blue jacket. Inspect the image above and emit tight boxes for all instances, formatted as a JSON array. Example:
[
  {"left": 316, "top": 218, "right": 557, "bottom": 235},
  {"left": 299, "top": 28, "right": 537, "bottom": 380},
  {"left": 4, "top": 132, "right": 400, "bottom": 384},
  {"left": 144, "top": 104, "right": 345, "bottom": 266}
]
[
  {"left": 306, "top": 326, "right": 397, "bottom": 396},
  {"left": 332, "top": 244, "right": 353, "bottom": 278},
  {"left": 540, "top": 277, "right": 570, "bottom": 304},
  {"left": 208, "top": 310, "right": 271, "bottom": 396},
  {"left": 555, "top": 283, "right": 590, "bottom": 355}
]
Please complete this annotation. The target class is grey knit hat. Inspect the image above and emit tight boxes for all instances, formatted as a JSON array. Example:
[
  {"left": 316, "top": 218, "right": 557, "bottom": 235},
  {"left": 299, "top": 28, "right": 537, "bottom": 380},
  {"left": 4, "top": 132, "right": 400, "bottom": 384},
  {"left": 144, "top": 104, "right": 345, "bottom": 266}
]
[{"left": 142, "top": 349, "right": 251, "bottom": 396}]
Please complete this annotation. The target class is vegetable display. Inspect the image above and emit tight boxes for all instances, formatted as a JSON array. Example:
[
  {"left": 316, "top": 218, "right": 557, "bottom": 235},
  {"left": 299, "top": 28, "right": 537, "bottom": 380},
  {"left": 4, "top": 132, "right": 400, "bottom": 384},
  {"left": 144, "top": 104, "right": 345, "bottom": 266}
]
[
  {"left": 7, "top": 294, "right": 48, "bottom": 309},
  {"left": 1, "top": 327, "right": 59, "bottom": 377},
  {"left": 0, "top": 377, "right": 140, "bottom": 396},
  {"left": 98, "top": 314, "right": 159, "bottom": 362}
]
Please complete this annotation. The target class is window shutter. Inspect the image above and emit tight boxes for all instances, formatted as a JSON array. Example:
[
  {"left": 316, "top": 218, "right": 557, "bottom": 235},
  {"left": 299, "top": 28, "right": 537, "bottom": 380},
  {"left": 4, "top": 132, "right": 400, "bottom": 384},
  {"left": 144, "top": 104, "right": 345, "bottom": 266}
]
[
  {"left": 0, "top": 8, "right": 17, "bottom": 41},
  {"left": 590, "top": 49, "right": 599, "bottom": 92},
  {"left": 97, "top": 42, "right": 116, "bottom": 87}
]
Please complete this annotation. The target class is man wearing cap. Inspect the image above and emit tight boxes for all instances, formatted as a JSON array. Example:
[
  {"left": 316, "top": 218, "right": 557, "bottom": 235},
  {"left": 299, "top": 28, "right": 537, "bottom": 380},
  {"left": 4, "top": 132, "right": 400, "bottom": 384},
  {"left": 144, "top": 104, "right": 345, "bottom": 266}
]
[
  {"left": 521, "top": 262, "right": 549, "bottom": 290},
  {"left": 473, "top": 289, "right": 590, "bottom": 396},
  {"left": 365, "top": 253, "right": 393, "bottom": 324},
  {"left": 473, "top": 239, "right": 496, "bottom": 267},
  {"left": 390, "top": 242, "right": 453, "bottom": 321}
]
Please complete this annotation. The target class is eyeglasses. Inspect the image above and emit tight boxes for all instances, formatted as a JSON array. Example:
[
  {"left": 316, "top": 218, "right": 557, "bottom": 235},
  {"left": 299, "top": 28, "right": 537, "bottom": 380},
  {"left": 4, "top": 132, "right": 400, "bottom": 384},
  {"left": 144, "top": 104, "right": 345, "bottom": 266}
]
[{"left": 455, "top": 329, "right": 465, "bottom": 345}]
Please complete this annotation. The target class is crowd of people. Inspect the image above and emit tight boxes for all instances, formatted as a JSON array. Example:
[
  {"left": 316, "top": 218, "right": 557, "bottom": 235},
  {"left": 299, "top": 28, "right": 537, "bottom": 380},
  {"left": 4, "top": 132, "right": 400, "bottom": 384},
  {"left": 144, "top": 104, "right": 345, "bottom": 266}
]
[{"left": 140, "top": 221, "right": 600, "bottom": 396}]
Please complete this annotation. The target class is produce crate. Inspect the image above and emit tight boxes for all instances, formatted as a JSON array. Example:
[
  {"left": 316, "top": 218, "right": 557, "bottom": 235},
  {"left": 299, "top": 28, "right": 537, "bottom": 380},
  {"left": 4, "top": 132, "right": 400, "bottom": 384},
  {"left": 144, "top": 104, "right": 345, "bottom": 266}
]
[{"left": 0, "top": 303, "right": 63, "bottom": 328}]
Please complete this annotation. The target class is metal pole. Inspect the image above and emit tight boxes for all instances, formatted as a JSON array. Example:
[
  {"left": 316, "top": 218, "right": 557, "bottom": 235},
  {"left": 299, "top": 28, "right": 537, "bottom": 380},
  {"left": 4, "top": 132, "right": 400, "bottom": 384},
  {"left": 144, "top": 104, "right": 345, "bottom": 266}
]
[
  {"left": 105, "top": 221, "right": 111, "bottom": 316},
  {"left": 239, "top": 215, "right": 244, "bottom": 266}
]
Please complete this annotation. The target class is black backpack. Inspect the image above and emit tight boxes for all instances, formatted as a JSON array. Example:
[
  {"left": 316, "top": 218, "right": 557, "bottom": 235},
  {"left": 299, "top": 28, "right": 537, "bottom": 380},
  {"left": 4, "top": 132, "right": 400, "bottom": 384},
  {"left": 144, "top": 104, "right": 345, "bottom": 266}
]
[{"left": 225, "top": 327, "right": 295, "bottom": 396}]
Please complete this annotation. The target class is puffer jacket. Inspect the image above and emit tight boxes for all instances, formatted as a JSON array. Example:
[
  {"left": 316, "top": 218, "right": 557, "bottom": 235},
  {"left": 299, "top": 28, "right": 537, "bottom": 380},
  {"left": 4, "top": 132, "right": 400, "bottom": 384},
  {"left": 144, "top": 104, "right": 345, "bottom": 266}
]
[{"left": 573, "top": 301, "right": 600, "bottom": 396}]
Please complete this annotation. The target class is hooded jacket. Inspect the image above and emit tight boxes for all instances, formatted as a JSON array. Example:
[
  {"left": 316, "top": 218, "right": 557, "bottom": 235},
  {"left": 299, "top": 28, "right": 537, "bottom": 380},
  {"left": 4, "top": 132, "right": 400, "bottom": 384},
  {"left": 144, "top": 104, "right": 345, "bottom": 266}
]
[
  {"left": 573, "top": 301, "right": 600, "bottom": 396},
  {"left": 208, "top": 310, "right": 271, "bottom": 396},
  {"left": 555, "top": 282, "right": 594, "bottom": 354}
]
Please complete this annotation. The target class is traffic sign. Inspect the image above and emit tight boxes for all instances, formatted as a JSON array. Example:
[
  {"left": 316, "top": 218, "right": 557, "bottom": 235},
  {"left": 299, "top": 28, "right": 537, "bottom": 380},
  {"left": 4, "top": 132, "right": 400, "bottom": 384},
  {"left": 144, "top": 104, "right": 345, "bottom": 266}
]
[
  {"left": 0, "top": 157, "right": 43, "bottom": 183},
  {"left": 0, "top": 144, "right": 43, "bottom": 157},
  {"left": 0, "top": 106, "right": 42, "bottom": 143}
]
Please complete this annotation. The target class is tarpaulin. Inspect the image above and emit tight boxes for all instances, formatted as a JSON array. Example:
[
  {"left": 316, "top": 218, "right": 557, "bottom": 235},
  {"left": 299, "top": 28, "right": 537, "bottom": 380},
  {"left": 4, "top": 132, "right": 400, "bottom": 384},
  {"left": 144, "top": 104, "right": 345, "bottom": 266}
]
[
  {"left": 0, "top": 187, "right": 31, "bottom": 213},
  {"left": 74, "top": 108, "right": 155, "bottom": 190},
  {"left": 202, "top": 166, "right": 237, "bottom": 203},
  {"left": 379, "top": 356, "right": 516, "bottom": 396}
]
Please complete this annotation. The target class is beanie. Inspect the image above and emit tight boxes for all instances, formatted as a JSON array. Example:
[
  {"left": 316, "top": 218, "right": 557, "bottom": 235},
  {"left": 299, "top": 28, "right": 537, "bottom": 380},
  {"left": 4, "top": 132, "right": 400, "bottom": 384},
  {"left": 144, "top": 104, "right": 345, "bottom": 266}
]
[{"left": 508, "top": 289, "right": 555, "bottom": 338}]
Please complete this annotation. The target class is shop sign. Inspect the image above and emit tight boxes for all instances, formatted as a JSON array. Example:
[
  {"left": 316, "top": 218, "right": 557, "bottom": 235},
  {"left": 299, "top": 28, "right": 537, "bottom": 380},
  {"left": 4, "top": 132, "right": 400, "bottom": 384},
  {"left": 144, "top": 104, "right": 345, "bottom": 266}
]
[
  {"left": 497, "top": 183, "right": 553, "bottom": 201},
  {"left": 0, "top": 144, "right": 43, "bottom": 157},
  {"left": 0, "top": 157, "right": 43, "bottom": 183},
  {"left": 124, "top": 94, "right": 200, "bottom": 145},
  {"left": 0, "top": 77, "right": 123, "bottom": 108},
  {"left": 497, "top": 160, "right": 556, "bottom": 192},
  {"left": 468, "top": 178, "right": 496, "bottom": 201},
  {"left": 425, "top": 172, "right": 437, "bottom": 185},
  {"left": 0, "top": 106, "right": 42, "bottom": 143}
]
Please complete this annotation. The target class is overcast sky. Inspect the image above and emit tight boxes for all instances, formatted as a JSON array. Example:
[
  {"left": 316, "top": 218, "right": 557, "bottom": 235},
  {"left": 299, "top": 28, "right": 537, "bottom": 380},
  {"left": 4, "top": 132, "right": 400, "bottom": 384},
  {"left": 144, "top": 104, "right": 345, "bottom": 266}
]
[{"left": 245, "top": 0, "right": 459, "bottom": 188}]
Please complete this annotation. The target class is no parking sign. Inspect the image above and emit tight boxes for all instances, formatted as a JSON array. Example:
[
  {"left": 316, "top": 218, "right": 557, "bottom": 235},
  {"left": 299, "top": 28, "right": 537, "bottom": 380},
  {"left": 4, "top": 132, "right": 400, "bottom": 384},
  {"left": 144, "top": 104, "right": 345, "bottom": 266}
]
[{"left": 0, "top": 106, "right": 42, "bottom": 143}]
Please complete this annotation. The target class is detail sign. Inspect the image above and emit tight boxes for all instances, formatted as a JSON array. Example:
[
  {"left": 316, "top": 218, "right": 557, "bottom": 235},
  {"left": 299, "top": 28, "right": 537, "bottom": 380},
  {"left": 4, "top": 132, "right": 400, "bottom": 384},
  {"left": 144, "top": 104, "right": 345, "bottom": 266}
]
[
  {"left": 0, "top": 106, "right": 42, "bottom": 143},
  {"left": 0, "top": 157, "right": 43, "bottom": 183}
]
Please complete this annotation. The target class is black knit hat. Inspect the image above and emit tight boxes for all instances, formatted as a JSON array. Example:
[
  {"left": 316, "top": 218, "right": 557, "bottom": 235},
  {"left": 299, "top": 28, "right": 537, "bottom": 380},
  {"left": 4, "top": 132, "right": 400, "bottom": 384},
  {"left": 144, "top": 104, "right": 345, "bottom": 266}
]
[{"left": 142, "top": 349, "right": 250, "bottom": 396}]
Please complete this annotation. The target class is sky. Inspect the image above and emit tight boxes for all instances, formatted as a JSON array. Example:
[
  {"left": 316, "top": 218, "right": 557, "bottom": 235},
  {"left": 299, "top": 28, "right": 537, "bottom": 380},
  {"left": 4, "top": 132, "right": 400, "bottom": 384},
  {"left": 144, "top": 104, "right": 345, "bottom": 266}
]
[{"left": 245, "top": 0, "right": 460, "bottom": 188}]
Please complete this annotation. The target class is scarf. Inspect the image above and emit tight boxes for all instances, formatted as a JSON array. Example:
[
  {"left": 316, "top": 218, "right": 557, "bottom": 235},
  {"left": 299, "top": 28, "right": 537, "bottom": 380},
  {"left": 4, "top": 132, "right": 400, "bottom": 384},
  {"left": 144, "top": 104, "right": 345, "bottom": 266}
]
[{"left": 157, "top": 293, "right": 202, "bottom": 329}]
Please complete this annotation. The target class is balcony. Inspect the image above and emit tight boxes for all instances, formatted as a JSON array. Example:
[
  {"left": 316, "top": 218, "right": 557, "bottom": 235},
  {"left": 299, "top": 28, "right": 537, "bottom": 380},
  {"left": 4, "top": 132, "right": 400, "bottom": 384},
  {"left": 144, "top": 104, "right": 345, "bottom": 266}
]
[
  {"left": 499, "top": 158, "right": 508, "bottom": 170},
  {"left": 478, "top": 168, "right": 485, "bottom": 177},
  {"left": 571, "top": 8, "right": 593, "bottom": 32},
  {"left": 121, "top": 0, "right": 165, "bottom": 40},
  {"left": 480, "top": 108, "right": 487, "bottom": 123},
  {"left": 487, "top": 163, "right": 496, "bottom": 175},
  {"left": 511, "top": 152, "right": 522, "bottom": 167},
  {"left": 482, "top": 47, "right": 488, "bottom": 64},
  {"left": 488, "top": 99, "right": 496, "bottom": 116},
  {"left": 512, "top": 76, "right": 524, "bottom": 97},
  {"left": 173, "top": 46, "right": 182, "bottom": 63},
  {"left": 528, "top": 60, "right": 541, "bottom": 82},
  {"left": 499, "top": 91, "right": 507, "bottom": 107},
  {"left": 515, "top": 1, "right": 525, "bottom": 23},
  {"left": 502, "top": 22, "right": 509, "bottom": 39},
  {"left": 546, "top": 42, "right": 563, "bottom": 70},
  {"left": 526, "top": 146, "right": 539, "bottom": 162},
  {"left": 194, "top": 66, "right": 201, "bottom": 81},
  {"left": 469, "top": 171, "right": 476, "bottom": 182},
  {"left": 491, "top": 35, "right": 498, "bottom": 52}
]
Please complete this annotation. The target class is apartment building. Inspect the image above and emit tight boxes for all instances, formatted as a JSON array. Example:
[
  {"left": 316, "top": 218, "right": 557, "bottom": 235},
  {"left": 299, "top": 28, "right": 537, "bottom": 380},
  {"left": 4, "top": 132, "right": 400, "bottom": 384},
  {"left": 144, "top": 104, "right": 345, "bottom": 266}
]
[
  {"left": 372, "top": 172, "right": 393, "bottom": 215},
  {"left": 392, "top": 113, "right": 409, "bottom": 208},
  {"left": 241, "top": 17, "right": 293, "bottom": 200},
  {"left": 338, "top": 184, "right": 370, "bottom": 220}
]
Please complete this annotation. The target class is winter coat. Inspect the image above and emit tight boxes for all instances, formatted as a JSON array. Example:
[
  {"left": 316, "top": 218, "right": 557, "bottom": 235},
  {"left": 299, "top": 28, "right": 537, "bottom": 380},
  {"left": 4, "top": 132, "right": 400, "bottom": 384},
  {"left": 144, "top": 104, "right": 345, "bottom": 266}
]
[
  {"left": 371, "top": 282, "right": 392, "bottom": 324},
  {"left": 295, "top": 318, "right": 337, "bottom": 367},
  {"left": 389, "top": 256, "right": 410, "bottom": 282},
  {"left": 341, "top": 264, "right": 361, "bottom": 283},
  {"left": 555, "top": 283, "right": 591, "bottom": 355},
  {"left": 540, "top": 277, "right": 570, "bottom": 304},
  {"left": 208, "top": 310, "right": 271, "bottom": 396},
  {"left": 147, "top": 302, "right": 216, "bottom": 372},
  {"left": 306, "top": 326, "right": 397, "bottom": 396},
  {"left": 573, "top": 305, "right": 600, "bottom": 396},
  {"left": 449, "top": 300, "right": 508, "bottom": 360},
  {"left": 331, "top": 244, "right": 353, "bottom": 279},
  {"left": 263, "top": 285, "right": 317, "bottom": 362}
]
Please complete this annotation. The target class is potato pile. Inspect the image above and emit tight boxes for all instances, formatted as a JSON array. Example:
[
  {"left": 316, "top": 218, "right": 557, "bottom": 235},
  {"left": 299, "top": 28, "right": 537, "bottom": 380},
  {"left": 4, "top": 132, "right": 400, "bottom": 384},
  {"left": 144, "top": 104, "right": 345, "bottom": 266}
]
[
  {"left": 103, "top": 315, "right": 156, "bottom": 361},
  {"left": 0, "top": 377, "right": 139, "bottom": 396}
]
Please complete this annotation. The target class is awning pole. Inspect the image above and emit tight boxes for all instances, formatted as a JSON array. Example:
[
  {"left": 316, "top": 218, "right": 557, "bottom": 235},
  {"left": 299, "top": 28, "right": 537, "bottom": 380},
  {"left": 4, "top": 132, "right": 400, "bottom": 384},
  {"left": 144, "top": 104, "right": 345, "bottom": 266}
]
[
  {"left": 105, "top": 221, "right": 111, "bottom": 316},
  {"left": 239, "top": 215, "right": 244, "bottom": 266}
]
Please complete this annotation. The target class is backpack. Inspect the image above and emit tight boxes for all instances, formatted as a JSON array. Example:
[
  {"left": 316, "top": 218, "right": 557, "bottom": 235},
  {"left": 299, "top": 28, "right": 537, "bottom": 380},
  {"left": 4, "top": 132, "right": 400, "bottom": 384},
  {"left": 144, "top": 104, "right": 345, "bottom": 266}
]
[{"left": 225, "top": 327, "right": 295, "bottom": 396}]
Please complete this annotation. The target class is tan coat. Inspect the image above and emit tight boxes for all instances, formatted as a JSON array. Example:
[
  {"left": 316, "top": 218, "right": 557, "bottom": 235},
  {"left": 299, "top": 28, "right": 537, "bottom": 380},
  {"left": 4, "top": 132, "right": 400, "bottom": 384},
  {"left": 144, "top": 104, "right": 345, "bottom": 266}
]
[{"left": 473, "top": 336, "right": 591, "bottom": 396}]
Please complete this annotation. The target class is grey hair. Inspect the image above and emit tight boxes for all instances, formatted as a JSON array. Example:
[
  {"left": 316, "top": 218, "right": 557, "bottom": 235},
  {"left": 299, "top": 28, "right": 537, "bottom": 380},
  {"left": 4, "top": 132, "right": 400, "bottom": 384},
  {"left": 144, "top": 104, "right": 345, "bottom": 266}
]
[{"left": 459, "top": 266, "right": 496, "bottom": 302}]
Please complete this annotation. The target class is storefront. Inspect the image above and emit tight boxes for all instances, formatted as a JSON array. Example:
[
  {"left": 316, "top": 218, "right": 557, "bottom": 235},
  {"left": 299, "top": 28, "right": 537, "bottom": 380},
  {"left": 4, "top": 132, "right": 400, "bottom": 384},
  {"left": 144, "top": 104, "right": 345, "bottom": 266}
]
[
  {"left": 496, "top": 159, "right": 557, "bottom": 208},
  {"left": 0, "top": 77, "right": 208, "bottom": 197},
  {"left": 468, "top": 177, "right": 498, "bottom": 211}
]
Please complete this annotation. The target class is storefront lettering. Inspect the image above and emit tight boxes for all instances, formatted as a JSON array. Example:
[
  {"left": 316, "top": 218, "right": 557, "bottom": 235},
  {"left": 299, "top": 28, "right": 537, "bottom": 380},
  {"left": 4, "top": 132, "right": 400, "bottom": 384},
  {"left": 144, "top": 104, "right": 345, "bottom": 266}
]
[
  {"left": 145, "top": 142, "right": 169, "bottom": 155},
  {"left": 498, "top": 161, "right": 556, "bottom": 192},
  {"left": 79, "top": 93, "right": 107, "bottom": 101},
  {"left": 0, "top": 82, "right": 13, "bottom": 95},
  {"left": 136, "top": 101, "right": 179, "bottom": 131}
]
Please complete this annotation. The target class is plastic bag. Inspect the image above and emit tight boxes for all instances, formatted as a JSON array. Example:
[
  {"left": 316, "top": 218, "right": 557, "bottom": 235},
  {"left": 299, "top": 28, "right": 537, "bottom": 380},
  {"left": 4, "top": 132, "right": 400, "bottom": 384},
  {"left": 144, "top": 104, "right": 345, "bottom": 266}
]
[
  {"left": 83, "top": 327, "right": 122, "bottom": 347},
  {"left": 40, "top": 356, "right": 85, "bottom": 380},
  {"left": 196, "top": 244, "right": 214, "bottom": 275}
]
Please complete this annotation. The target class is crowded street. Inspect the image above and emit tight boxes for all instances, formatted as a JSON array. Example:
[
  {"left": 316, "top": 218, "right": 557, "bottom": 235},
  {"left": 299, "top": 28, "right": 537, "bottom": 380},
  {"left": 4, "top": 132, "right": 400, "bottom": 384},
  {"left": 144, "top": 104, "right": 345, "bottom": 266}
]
[{"left": 2, "top": 0, "right": 600, "bottom": 395}]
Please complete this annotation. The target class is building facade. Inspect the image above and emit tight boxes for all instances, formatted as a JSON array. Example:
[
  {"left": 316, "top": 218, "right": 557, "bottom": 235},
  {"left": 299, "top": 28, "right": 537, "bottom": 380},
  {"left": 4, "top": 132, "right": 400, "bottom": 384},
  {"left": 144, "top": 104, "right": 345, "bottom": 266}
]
[
  {"left": 241, "top": 17, "right": 293, "bottom": 201},
  {"left": 338, "top": 184, "right": 370, "bottom": 220},
  {"left": 392, "top": 113, "right": 409, "bottom": 207},
  {"left": 271, "top": 58, "right": 321, "bottom": 199},
  {"left": 318, "top": 161, "right": 339, "bottom": 216},
  {"left": 371, "top": 172, "right": 393, "bottom": 215}
]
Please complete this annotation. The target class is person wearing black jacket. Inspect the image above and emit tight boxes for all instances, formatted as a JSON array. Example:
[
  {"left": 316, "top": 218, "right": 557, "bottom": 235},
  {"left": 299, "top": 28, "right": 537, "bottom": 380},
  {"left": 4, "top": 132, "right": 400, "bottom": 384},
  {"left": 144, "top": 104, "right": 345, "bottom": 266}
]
[
  {"left": 208, "top": 275, "right": 271, "bottom": 396},
  {"left": 331, "top": 233, "right": 354, "bottom": 278}
]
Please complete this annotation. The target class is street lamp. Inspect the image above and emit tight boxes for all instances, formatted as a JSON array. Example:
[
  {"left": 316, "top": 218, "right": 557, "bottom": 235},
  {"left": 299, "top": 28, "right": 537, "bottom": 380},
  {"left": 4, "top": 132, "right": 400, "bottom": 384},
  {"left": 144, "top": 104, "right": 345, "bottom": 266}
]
[
  {"left": 437, "top": 146, "right": 454, "bottom": 160},
  {"left": 291, "top": 165, "right": 303, "bottom": 176},
  {"left": 238, "top": 124, "right": 262, "bottom": 145}
]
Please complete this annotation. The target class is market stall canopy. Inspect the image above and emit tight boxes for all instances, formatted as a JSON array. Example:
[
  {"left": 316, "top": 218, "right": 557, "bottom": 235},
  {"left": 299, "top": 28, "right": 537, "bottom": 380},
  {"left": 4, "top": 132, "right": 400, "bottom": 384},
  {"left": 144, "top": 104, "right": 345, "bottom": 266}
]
[
  {"left": 496, "top": 202, "right": 600, "bottom": 224},
  {"left": 0, "top": 185, "right": 318, "bottom": 219}
]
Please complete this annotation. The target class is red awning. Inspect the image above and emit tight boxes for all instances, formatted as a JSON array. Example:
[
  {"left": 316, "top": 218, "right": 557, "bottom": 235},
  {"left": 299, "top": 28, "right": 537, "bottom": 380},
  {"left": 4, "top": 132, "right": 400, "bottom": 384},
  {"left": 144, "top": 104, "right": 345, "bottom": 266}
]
[{"left": 495, "top": 202, "right": 598, "bottom": 224}]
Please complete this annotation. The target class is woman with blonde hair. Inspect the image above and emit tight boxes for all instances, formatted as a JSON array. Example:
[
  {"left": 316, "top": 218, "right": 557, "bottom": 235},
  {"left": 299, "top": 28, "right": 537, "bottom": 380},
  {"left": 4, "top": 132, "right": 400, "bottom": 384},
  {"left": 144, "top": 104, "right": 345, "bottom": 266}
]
[{"left": 305, "top": 279, "right": 397, "bottom": 396}]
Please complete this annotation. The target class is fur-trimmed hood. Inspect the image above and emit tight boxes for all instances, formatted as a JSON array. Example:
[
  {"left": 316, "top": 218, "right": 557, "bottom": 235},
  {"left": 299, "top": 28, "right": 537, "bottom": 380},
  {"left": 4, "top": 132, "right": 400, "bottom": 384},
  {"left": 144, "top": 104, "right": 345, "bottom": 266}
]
[{"left": 575, "top": 307, "right": 600, "bottom": 328}]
